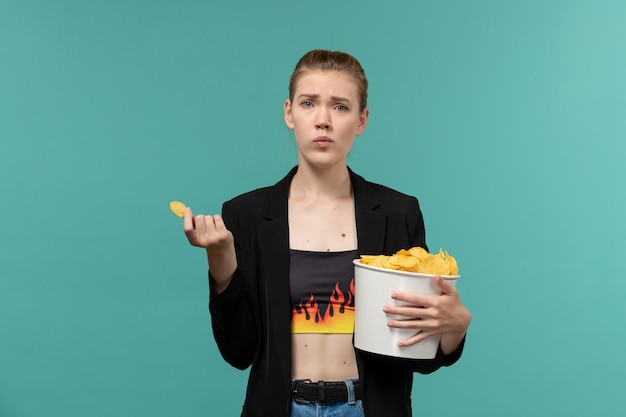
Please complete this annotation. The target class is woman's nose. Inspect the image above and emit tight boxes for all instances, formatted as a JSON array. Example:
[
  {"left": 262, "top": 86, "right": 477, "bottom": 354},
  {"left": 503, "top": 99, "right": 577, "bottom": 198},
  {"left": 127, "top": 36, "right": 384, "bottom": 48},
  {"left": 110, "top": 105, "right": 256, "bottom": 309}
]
[
  {"left": 316, "top": 119, "right": 330, "bottom": 129},
  {"left": 316, "top": 110, "right": 331, "bottom": 129}
]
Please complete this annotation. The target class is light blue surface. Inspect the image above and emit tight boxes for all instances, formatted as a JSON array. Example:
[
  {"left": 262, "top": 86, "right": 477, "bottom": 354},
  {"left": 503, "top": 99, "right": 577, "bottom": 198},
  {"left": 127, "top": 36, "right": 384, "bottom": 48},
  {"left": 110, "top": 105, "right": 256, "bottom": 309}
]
[{"left": 1, "top": 1, "right": 625, "bottom": 415}]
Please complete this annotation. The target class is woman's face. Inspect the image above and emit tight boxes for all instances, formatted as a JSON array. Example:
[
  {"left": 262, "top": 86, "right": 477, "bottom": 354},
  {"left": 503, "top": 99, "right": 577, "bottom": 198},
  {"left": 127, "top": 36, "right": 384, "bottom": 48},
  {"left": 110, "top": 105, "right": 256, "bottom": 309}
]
[{"left": 284, "top": 70, "right": 369, "bottom": 169}]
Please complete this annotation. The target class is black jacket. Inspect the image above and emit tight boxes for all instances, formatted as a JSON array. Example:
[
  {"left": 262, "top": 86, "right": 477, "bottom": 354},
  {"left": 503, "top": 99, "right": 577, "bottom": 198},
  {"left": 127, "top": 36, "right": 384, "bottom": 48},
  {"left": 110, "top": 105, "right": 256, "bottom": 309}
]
[{"left": 209, "top": 167, "right": 464, "bottom": 416}]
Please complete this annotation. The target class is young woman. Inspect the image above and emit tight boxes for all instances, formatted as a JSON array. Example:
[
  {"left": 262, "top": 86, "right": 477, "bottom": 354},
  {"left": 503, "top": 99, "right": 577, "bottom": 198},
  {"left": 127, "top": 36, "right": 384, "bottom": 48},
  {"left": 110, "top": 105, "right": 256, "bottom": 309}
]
[{"left": 183, "top": 49, "right": 471, "bottom": 417}]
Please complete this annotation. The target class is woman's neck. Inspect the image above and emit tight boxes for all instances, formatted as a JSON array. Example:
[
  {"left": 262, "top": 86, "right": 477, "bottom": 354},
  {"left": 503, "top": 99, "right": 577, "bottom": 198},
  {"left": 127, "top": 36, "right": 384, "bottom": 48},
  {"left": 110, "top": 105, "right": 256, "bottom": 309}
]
[{"left": 290, "top": 164, "right": 352, "bottom": 201}]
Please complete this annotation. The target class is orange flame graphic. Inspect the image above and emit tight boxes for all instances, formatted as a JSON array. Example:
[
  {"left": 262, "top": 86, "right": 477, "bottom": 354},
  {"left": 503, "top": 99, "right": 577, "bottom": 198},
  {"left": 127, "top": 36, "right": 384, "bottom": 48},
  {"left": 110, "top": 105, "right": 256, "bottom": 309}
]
[{"left": 291, "top": 279, "right": 355, "bottom": 334}]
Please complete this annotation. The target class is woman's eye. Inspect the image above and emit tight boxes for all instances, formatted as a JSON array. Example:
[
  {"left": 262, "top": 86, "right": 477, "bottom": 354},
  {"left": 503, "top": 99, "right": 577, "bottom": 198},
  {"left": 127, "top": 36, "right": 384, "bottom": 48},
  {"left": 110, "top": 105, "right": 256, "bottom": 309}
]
[
  {"left": 302, "top": 100, "right": 313, "bottom": 108},
  {"left": 335, "top": 104, "right": 348, "bottom": 112}
]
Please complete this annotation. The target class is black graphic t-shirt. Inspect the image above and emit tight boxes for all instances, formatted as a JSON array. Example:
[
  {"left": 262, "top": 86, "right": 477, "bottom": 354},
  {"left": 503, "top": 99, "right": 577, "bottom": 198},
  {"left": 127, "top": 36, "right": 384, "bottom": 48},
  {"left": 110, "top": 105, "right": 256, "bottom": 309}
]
[{"left": 289, "top": 249, "right": 358, "bottom": 334}]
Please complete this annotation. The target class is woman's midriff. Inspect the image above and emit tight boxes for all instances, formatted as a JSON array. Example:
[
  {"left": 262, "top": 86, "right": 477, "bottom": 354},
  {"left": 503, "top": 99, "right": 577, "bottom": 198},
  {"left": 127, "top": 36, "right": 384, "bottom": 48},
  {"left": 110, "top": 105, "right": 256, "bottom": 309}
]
[{"left": 291, "top": 333, "right": 359, "bottom": 381}]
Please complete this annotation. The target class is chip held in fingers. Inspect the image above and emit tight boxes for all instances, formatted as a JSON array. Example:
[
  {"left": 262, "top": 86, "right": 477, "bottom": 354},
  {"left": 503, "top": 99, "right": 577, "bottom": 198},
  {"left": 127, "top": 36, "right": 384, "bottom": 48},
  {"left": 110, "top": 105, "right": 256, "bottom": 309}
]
[{"left": 169, "top": 200, "right": 186, "bottom": 218}]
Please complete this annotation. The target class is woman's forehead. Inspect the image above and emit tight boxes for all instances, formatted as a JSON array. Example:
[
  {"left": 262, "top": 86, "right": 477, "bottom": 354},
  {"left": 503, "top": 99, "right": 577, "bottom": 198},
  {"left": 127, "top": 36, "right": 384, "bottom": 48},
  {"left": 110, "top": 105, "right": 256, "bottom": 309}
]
[{"left": 293, "top": 70, "right": 359, "bottom": 98}]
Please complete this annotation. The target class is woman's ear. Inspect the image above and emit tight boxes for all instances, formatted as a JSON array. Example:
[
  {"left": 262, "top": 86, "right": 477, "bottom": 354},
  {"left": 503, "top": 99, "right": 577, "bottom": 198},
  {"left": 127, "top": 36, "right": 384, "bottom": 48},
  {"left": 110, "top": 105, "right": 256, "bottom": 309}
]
[
  {"left": 284, "top": 99, "right": 294, "bottom": 130},
  {"left": 355, "top": 107, "right": 370, "bottom": 136}
]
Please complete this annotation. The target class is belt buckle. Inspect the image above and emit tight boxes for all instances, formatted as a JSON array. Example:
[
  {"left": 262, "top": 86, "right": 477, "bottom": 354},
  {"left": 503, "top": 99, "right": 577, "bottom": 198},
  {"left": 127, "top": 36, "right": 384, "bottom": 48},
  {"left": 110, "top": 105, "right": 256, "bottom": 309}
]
[
  {"left": 291, "top": 379, "right": 314, "bottom": 404},
  {"left": 291, "top": 378, "right": 312, "bottom": 395}
]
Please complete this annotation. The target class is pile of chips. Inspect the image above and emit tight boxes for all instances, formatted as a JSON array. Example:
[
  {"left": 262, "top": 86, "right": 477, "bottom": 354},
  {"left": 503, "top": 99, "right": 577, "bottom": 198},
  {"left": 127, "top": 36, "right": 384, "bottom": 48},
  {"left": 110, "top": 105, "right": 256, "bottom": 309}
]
[{"left": 359, "top": 246, "right": 459, "bottom": 276}]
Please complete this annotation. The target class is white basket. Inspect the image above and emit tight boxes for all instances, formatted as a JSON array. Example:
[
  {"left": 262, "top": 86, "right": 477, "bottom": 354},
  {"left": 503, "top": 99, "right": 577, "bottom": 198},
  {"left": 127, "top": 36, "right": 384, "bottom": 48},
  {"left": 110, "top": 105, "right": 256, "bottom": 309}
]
[{"left": 353, "top": 259, "right": 459, "bottom": 359}]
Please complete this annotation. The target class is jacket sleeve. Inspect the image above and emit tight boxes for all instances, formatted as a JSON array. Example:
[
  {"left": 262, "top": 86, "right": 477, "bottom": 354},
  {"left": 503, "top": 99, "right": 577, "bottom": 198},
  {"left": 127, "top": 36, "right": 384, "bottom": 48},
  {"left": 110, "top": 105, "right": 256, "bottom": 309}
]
[
  {"left": 208, "top": 201, "right": 258, "bottom": 370},
  {"left": 405, "top": 196, "right": 466, "bottom": 373},
  {"left": 411, "top": 334, "right": 466, "bottom": 373}
]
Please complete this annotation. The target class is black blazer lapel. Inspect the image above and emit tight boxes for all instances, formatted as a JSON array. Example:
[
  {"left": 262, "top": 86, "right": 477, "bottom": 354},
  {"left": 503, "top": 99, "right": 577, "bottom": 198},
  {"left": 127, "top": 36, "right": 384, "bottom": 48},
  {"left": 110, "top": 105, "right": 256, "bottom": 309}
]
[
  {"left": 350, "top": 168, "right": 388, "bottom": 256},
  {"left": 257, "top": 168, "right": 296, "bottom": 380}
]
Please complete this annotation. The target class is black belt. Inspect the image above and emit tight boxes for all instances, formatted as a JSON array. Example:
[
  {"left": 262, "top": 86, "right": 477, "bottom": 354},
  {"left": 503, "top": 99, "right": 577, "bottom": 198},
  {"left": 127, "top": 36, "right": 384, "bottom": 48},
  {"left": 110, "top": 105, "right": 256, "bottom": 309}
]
[{"left": 292, "top": 379, "right": 362, "bottom": 403}]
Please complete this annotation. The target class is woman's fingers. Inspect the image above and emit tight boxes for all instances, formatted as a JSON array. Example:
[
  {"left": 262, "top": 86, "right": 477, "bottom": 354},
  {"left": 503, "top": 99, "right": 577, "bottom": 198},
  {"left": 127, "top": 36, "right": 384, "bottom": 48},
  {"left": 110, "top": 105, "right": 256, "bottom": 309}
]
[
  {"left": 386, "top": 313, "right": 438, "bottom": 329},
  {"left": 390, "top": 290, "right": 430, "bottom": 306},
  {"left": 384, "top": 283, "right": 470, "bottom": 347},
  {"left": 183, "top": 207, "right": 194, "bottom": 232},
  {"left": 384, "top": 304, "right": 430, "bottom": 319},
  {"left": 183, "top": 208, "right": 202, "bottom": 246},
  {"left": 212, "top": 214, "right": 227, "bottom": 231},
  {"left": 397, "top": 329, "right": 436, "bottom": 347},
  {"left": 182, "top": 208, "right": 226, "bottom": 248},
  {"left": 434, "top": 275, "right": 457, "bottom": 295}
]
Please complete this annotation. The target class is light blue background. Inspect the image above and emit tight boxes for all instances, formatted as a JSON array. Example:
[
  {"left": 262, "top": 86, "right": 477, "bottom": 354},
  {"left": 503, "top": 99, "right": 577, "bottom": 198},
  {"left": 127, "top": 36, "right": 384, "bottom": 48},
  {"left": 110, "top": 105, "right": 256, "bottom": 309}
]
[{"left": 1, "top": 1, "right": 625, "bottom": 416}]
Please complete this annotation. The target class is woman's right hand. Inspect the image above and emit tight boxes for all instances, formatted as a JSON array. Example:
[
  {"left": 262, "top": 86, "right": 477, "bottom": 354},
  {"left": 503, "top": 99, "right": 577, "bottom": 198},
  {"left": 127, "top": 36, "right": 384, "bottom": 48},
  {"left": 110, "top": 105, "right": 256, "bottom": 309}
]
[{"left": 183, "top": 207, "right": 237, "bottom": 293}]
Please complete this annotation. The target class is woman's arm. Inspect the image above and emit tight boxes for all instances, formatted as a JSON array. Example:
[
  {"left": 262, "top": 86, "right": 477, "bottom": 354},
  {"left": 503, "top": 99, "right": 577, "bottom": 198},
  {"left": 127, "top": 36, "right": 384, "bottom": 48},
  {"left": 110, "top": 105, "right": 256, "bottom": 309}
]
[
  {"left": 183, "top": 205, "right": 258, "bottom": 370},
  {"left": 401, "top": 196, "right": 471, "bottom": 369},
  {"left": 183, "top": 208, "right": 237, "bottom": 292}
]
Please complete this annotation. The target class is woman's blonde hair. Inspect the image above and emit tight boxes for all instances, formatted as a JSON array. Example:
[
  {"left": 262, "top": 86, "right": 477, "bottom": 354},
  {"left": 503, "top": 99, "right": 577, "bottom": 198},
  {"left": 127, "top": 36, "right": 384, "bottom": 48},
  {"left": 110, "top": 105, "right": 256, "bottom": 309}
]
[{"left": 288, "top": 49, "right": 368, "bottom": 112}]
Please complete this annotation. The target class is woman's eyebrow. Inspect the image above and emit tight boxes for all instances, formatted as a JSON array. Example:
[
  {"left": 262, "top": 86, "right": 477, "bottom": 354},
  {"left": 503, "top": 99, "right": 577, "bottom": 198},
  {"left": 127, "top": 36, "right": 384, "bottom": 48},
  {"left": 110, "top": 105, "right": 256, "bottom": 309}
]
[
  {"left": 297, "top": 93, "right": 352, "bottom": 104},
  {"left": 331, "top": 96, "right": 352, "bottom": 104}
]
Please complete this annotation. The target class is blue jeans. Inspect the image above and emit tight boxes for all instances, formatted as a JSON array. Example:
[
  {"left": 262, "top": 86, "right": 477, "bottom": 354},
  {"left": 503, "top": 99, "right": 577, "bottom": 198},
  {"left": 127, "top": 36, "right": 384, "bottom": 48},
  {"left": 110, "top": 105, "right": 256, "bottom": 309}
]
[
  {"left": 291, "top": 399, "right": 364, "bottom": 417},
  {"left": 290, "top": 379, "right": 364, "bottom": 417}
]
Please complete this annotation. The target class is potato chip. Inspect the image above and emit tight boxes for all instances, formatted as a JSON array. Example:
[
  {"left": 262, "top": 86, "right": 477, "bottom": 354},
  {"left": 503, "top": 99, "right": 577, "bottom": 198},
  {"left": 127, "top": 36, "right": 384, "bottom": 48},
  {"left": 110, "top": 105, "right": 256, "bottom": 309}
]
[
  {"left": 369, "top": 256, "right": 383, "bottom": 268},
  {"left": 359, "top": 246, "right": 459, "bottom": 276},
  {"left": 359, "top": 255, "right": 378, "bottom": 264},
  {"left": 408, "top": 246, "right": 429, "bottom": 261},
  {"left": 395, "top": 255, "right": 420, "bottom": 272},
  {"left": 418, "top": 254, "right": 451, "bottom": 275},
  {"left": 445, "top": 251, "right": 459, "bottom": 275},
  {"left": 380, "top": 256, "right": 395, "bottom": 270},
  {"left": 169, "top": 200, "right": 186, "bottom": 218}
]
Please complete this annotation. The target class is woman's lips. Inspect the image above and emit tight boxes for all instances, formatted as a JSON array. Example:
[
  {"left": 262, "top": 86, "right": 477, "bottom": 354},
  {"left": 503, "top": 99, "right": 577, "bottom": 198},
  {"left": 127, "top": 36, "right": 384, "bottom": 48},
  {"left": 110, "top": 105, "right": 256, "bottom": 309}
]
[{"left": 313, "top": 136, "right": 332, "bottom": 144}]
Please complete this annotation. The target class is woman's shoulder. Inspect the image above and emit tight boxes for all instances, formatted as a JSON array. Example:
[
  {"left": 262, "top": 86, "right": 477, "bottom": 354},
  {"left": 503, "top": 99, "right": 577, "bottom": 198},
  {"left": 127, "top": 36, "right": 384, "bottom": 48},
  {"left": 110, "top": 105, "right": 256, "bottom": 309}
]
[
  {"left": 367, "top": 180, "right": 416, "bottom": 199},
  {"left": 222, "top": 167, "right": 295, "bottom": 214},
  {"left": 223, "top": 185, "right": 274, "bottom": 209},
  {"left": 350, "top": 169, "right": 419, "bottom": 205}
]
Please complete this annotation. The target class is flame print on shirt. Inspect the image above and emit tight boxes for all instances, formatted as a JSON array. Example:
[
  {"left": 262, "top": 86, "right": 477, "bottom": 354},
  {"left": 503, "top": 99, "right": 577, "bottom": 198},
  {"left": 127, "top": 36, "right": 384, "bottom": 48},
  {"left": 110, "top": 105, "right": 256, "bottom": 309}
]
[{"left": 291, "top": 278, "right": 355, "bottom": 334}]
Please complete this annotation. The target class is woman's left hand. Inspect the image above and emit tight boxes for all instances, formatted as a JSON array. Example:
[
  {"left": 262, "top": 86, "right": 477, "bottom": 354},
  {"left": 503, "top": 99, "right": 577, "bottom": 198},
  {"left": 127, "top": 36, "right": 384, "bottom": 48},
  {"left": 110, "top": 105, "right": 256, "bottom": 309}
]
[{"left": 383, "top": 275, "right": 471, "bottom": 354}]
